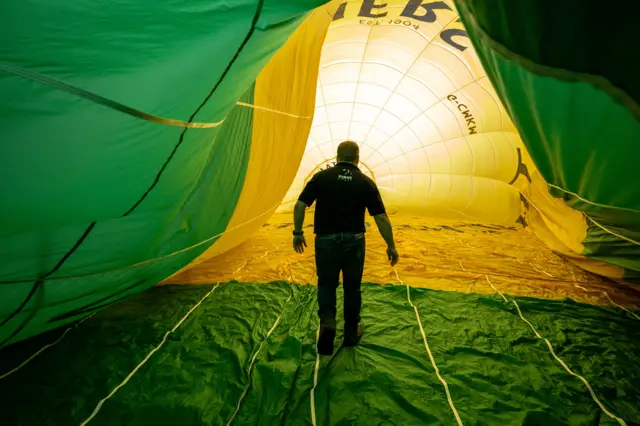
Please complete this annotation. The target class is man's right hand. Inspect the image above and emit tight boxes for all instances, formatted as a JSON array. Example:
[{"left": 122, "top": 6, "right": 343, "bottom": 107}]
[{"left": 387, "top": 246, "right": 399, "bottom": 266}]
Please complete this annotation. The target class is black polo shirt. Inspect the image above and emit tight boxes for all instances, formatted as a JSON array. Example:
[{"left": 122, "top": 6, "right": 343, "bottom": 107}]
[{"left": 298, "top": 162, "right": 386, "bottom": 235}]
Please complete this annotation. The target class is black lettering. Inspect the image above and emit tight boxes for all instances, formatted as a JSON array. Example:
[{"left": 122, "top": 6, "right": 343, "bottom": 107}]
[
  {"left": 394, "top": 19, "right": 401, "bottom": 24},
  {"left": 403, "top": 20, "right": 411, "bottom": 26},
  {"left": 519, "top": 193, "right": 529, "bottom": 208},
  {"left": 400, "top": 0, "right": 451, "bottom": 23},
  {"left": 333, "top": 2, "right": 347, "bottom": 21},
  {"left": 509, "top": 148, "right": 532, "bottom": 184},
  {"left": 359, "top": 0, "right": 388, "bottom": 18},
  {"left": 441, "top": 28, "right": 470, "bottom": 52},
  {"left": 450, "top": 94, "right": 477, "bottom": 134}
]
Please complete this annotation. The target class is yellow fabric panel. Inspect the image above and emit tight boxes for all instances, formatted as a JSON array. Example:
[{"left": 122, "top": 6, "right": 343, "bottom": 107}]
[
  {"left": 379, "top": 174, "right": 521, "bottom": 224},
  {"left": 516, "top": 162, "right": 626, "bottom": 281},
  {"left": 279, "top": 0, "right": 525, "bottom": 225},
  {"left": 172, "top": 4, "right": 337, "bottom": 275},
  {"left": 164, "top": 213, "right": 640, "bottom": 310},
  {"left": 170, "top": 0, "right": 627, "bottom": 287}
]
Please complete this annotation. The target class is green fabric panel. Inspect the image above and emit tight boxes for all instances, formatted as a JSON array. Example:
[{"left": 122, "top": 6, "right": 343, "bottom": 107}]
[
  {"left": 0, "top": 84, "right": 256, "bottom": 346},
  {"left": 0, "top": 0, "right": 324, "bottom": 228},
  {"left": 454, "top": 0, "right": 640, "bottom": 280},
  {"left": 0, "top": 0, "right": 326, "bottom": 345},
  {"left": 1, "top": 282, "right": 638, "bottom": 425},
  {"left": 451, "top": 0, "right": 640, "bottom": 120},
  {"left": 513, "top": 296, "right": 640, "bottom": 423},
  {"left": 582, "top": 222, "right": 640, "bottom": 285},
  {"left": 409, "top": 290, "right": 599, "bottom": 424}
]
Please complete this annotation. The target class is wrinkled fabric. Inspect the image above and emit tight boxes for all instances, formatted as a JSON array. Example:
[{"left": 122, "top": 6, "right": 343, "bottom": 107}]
[
  {"left": 1, "top": 281, "right": 639, "bottom": 425},
  {"left": 165, "top": 213, "right": 640, "bottom": 309}
]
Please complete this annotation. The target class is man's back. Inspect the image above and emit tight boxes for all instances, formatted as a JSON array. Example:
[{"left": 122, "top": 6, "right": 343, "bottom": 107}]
[
  {"left": 298, "top": 163, "right": 385, "bottom": 236},
  {"left": 293, "top": 140, "right": 398, "bottom": 356}
]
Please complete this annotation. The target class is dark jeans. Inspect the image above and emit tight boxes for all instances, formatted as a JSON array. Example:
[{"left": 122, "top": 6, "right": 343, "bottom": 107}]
[{"left": 315, "top": 232, "right": 365, "bottom": 328}]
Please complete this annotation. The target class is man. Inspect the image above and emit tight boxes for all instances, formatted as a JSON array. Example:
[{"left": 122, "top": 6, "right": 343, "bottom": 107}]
[{"left": 292, "top": 141, "right": 399, "bottom": 356}]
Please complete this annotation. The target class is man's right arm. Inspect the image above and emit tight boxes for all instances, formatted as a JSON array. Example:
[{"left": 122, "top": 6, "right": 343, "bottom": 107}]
[
  {"left": 373, "top": 213, "right": 394, "bottom": 248},
  {"left": 365, "top": 180, "right": 399, "bottom": 266},
  {"left": 373, "top": 213, "right": 399, "bottom": 266}
]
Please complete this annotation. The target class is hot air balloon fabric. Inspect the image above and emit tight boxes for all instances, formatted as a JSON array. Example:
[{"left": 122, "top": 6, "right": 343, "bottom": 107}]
[{"left": 1, "top": 1, "right": 639, "bottom": 425}]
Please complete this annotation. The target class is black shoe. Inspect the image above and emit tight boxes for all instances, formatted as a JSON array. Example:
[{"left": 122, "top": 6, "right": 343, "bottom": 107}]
[
  {"left": 343, "top": 323, "right": 363, "bottom": 347},
  {"left": 317, "top": 323, "right": 336, "bottom": 356}
]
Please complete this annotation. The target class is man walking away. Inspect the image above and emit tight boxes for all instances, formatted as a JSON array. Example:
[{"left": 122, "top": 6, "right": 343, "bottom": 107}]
[{"left": 292, "top": 141, "right": 399, "bottom": 356}]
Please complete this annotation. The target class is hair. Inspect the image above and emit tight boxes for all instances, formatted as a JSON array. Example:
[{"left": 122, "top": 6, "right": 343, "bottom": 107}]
[{"left": 337, "top": 140, "right": 360, "bottom": 163}]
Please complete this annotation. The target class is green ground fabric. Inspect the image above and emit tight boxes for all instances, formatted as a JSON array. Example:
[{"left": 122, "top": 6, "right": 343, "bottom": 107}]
[
  {"left": 0, "top": 0, "right": 326, "bottom": 345},
  {"left": 454, "top": 0, "right": 640, "bottom": 282},
  {"left": 1, "top": 281, "right": 638, "bottom": 425}
]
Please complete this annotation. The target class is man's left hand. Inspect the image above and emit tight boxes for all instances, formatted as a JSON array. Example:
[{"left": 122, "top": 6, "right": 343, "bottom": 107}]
[{"left": 293, "top": 235, "right": 307, "bottom": 254}]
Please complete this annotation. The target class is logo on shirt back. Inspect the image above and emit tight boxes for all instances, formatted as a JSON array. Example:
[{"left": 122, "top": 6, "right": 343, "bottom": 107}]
[{"left": 337, "top": 168, "right": 353, "bottom": 182}]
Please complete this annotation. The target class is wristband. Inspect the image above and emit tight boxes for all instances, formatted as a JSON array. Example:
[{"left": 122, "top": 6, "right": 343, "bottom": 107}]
[{"left": 293, "top": 230, "right": 304, "bottom": 236}]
